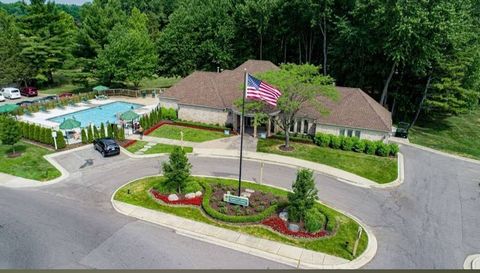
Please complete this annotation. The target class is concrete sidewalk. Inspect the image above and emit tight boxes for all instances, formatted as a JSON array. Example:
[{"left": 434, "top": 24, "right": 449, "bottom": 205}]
[
  {"left": 111, "top": 199, "right": 377, "bottom": 269},
  {"left": 192, "top": 148, "right": 404, "bottom": 189}
]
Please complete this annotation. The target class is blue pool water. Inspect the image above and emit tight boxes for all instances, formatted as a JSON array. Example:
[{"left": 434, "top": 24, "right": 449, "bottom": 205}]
[{"left": 49, "top": 101, "right": 143, "bottom": 127}]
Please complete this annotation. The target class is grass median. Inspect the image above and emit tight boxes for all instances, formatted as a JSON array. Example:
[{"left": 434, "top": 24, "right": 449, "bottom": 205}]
[
  {"left": 114, "top": 176, "right": 368, "bottom": 260},
  {"left": 257, "top": 138, "right": 398, "bottom": 184},
  {"left": 409, "top": 110, "right": 480, "bottom": 160},
  {"left": 0, "top": 141, "right": 61, "bottom": 181},
  {"left": 149, "top": 124, "right": 228, "bottom": 142}
]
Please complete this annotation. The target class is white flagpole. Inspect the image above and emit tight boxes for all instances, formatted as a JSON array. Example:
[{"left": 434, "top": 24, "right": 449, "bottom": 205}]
[{"left": 238, "top": 69, "right": 247, "bottom": 197}]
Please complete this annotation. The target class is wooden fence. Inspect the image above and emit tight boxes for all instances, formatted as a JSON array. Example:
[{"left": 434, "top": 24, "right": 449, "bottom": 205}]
[{"left": 102, "top": 88, "right": 165, "bottom": 98}]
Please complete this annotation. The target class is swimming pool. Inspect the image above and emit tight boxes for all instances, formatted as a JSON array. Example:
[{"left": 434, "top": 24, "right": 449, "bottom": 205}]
[{"left": 49, "top": 101, "right": 143, "bottom": 127}]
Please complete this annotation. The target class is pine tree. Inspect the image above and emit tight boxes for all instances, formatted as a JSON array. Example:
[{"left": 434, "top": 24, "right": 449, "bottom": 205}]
[
  {"left": 93, "top": 125, "right": 99, "bottom": 139},
  {"left": 100, "top": 123, "right": 106, "bottom": 138},
  {"left": 112, "top": 124, "right": 119, "bottom": 140},
  {"left": 28, "top": 123, "right": 34, "bottom": 140},
  {"left": 287, "top": 169, "right": 319, "bottom": 223},
  {"left": 162, "top": 146, "right": 192, "bottom": 194},
  {"left": 117, "top": 126, "right": 125, "bottom": 141},
  {"left": 46, "top": 128, "right": 53, "bottom": 145},
  {"left": 56, "top": 130, "right": 66, "bottom": 149},
  {"left": 81, "top": 128, "right": 87, "bottom": 144},
  {"left": 107, "top": 123, "right": 113, "bottom": 138},
  {"left": 87, "top": 126, "right": 93, "bottom": 143}
]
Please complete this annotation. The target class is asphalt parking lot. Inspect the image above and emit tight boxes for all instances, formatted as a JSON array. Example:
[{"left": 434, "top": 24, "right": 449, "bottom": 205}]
[{"left": 0, "top": 93, "right": 49, "bottom": 106}]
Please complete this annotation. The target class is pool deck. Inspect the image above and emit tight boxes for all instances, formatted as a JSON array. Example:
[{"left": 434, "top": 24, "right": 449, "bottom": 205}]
[{"left": 19, "top": 96, "right": 159, "bottom": 129}]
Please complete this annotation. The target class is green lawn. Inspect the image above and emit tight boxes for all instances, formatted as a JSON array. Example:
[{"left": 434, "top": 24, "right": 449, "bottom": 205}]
[
  {"left": 115, "top": 176, "right": 368, "bottom": 260},
  {"left": 149, "top": 125, "right": 228, "bottom": 142},
  {"left": 125, "top": 140, "right": 193, "bottom": 154},
  {"left": 257, "top": 138, "right": 397, "bottom": 184},
  {"left": 409, "top": 110, "right": 480, "bottom": 160},
  {"left": 40, "top": 83, "right": 84, "bottom": 95},
  {"left": 0, "top": 141, "right": 61, "bottom": 181},
  {"left": 136, "top": 76, "right": 181, "bottom": 89}
]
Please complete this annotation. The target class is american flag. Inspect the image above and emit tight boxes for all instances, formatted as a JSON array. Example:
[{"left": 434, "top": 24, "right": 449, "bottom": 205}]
[{"left": 246, "top": 74, "right": 282, "bottom": 106}]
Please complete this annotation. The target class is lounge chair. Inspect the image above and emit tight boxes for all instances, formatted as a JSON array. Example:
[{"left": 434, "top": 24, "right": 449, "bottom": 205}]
[
  {"left": 81, "top": 97, "right": 91, "bottom": 104},
  {"left": 56, "top": 103, "right": 65, "bottom": 109},
  {"left": 95, "top": 94, "right": 109, "bottom": 100},
  {"left": 68, "top": 101, "right": 78, "bottom": 107},
  {"left": 40, "top": 106, "right": 49, "bottom": 113},
  {"left": 24, "top": 109, "right": 33, "bottom": 116}
]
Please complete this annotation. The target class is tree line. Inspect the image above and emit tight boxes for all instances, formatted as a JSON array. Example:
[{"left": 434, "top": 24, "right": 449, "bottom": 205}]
[{"left": 1, "top": 0, "right": 479, "bottom": 125}]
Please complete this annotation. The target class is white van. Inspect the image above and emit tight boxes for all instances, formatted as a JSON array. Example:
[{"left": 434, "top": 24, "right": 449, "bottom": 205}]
[
  {"left": 0, "top": 92, "right": 4, "bottom": 102},
  {"left": 1, "top": 88, "right": 21, "bottom": 99}
]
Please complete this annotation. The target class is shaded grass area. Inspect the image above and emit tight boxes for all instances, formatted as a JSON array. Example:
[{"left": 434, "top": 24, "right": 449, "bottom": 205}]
[
  {"left": 136, "top": 77, "right": 181, "bottom": 89},
  {"left": 150, "top": 125, "right": 228, "bottom": 142},
  {"left": 409, "top": 110, "right": 480, "bottom": 160},
  {"left": 0, "top": 141, "right": 61, "bottom": 181},
  {"left": 257, "top": 138, "right": 397, "bottom": 184},
  {"left": 125, "top": 140, "right": 193, "bottom": 154},
  {"left": 114, "top": 176, "right": 368, "bottom": 260}
]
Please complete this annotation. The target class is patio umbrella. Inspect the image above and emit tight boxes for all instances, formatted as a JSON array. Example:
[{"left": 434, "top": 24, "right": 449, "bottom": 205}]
[
  {"left": 120, "top": 110, "right": 139, "bottom": 121},
  {"left": 0, "top": 104, "right": 19, "bottom": 114},
  {"left": 92, "top": 85, "right": 109, "bottom": 92},
  {"left": 59, "top": 118, "right": 81, "bottom": 130}
]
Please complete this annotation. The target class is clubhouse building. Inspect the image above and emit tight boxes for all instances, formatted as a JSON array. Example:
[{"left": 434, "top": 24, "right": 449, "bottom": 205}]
[{"left": 159, "top": 60, "right": 392, "bottom": 141}]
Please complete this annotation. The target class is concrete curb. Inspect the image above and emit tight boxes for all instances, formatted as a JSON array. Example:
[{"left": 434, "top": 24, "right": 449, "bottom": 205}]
[
  {"left": 464, "top": 254, "right": 480, "bottom": 269},
  {"left": 110, "top": 176, "right": 377, "bottom": 269},
  {"left": 191, "top": 148, "right": 404, "bottom": 189},
  {"left": 120, "top": 147, "right": 169, "bottom": 159},
  {"left": 390, "top": 139, "right": 480, "bottom": 165}
]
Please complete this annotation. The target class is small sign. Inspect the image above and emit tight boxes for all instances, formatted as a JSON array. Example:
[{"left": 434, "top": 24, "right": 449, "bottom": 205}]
[
  {"left": 51, "top": 131, "right": 57, "bottom": 138},
  {"left": 223, "top": 193, "right": 249, "bottom": 207}
]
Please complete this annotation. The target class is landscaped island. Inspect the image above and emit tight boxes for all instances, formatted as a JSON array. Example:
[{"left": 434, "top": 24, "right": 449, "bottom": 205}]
[
  {"left": 115, "top": 176, "right": 368, "bottom": 260},
  {"left": 114, "top": 146, "right": 368, "bottom": 260}
]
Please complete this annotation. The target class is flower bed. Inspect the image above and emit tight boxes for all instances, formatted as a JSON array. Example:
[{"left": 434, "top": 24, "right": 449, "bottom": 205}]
[
  {"left": 150, "top": 189, "right": 202, "bottom": 206},
  {"left": 262, "top": 216, "right": 328, "bottom": 238}
]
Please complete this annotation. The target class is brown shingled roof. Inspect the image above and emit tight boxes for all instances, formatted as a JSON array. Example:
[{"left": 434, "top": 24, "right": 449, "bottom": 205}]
[
  {"left": 298, "top": 87, "right": 392, "bottom": 132},
  {"left": 160, "top": 60, "right": 278, "bottom": 109},
  {"left": 160, "top": 60, "right": 391, "bottom": 132}
]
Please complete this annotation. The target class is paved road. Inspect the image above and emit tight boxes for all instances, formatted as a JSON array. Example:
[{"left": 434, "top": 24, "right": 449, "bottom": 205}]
[{"left": 1, "top": 145, "right": 479, "bottom": 268}]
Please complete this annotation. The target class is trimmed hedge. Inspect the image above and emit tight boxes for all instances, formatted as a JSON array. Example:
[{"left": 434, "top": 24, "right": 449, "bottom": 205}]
[
  {"left": 200, "top": 182, "right": 278, "bottom": 223},
  {"left": 13, "top": 92, "right": 96, "bottom": 116},
  {"left": 315, "top": 132, "right": 398, "bottom": 158},
  {"left": 304, "top": 208, "right": 327, "bottom": 233}
]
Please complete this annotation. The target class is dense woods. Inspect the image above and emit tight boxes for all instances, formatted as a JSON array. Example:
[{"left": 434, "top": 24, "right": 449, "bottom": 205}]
[{"left": 1, "top": 0, "right": 479, "bottom": 124}]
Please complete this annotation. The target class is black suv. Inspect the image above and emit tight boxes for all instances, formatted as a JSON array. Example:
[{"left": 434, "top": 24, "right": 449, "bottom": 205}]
[
  {"left": 395, "top": 122, "right": 410, "bottom": 138},
  {"left": 93, "top": 138, "right": 120, "bottom": 157}
]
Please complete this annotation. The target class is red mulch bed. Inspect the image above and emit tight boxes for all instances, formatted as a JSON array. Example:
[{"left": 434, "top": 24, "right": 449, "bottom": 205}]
[
  {"left": 261, "top": 216, "right": 328, "bottom": 238},
  {"left": 150, "top": 189, "right": 202, "bottom": 206},
  {"left": 144, "top": 121, "right": 173, "bottom": 135},
  {"left": 120, "top": 139, "right": 137, "bottom": 148}
]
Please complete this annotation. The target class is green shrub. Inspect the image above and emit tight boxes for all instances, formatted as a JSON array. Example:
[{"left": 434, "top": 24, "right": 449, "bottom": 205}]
[
  {"left": 100, "top": 123, "right": 106, "bottom": 138},
  {"left": 81, "top": 129, "right": 87, "bottom": 144},
  {"left": 87, "top": 126, "right": 93, "bottom": 143},
  {"left": 56, "top": 131, "right": 66, "bottom": 149},
  {"left": 329, "top": 135, "right": 342, "bottom": 149},
  {"left": 376, "top": 142, "right": 390, "bottom": 157},
  {"left": 389, "top": 143, "right": 399, "bottom": 156},
  {"left": 315, "top": 133, "right": 331, "bottom": 147},
  {"left": 162, "top": 146, "right": 192, "bottom": 193},
  {"left": 341, "top": 137, "right": 354, "bottom": 151},
  {"left": 304, "top": 208, "right": 327, "bottom": 233},
  {"left": 364, "top": 140, "right": 377, "bottom": 155},
  {"left": 352, "top": 138, "right": 366, "bottom": 153}
]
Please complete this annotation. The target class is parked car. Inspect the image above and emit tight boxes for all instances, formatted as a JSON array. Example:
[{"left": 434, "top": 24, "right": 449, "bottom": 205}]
[
  {"left": 1, "top": 88, "right": 21, "bottom": 100},
  {"left": 93, "top": 138, "right": 120, "bottom": 157},
  {"left": 20, "top": 86, "right": 38, "bottom": 97},
  {"left": 35, "top": 95, "right": 58, "bottom": 103},
  {"left": 16, "top": 100, "right": 34, "bottom": 106},
  {"left": 0, "top": 92, "right": 4, "bottom": 102},
  {"left": 395, "top": 122, "right": 410, "bottom": 138},
  {"left": 59, "top": 92, "right": 73, "bottom": 98}
]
